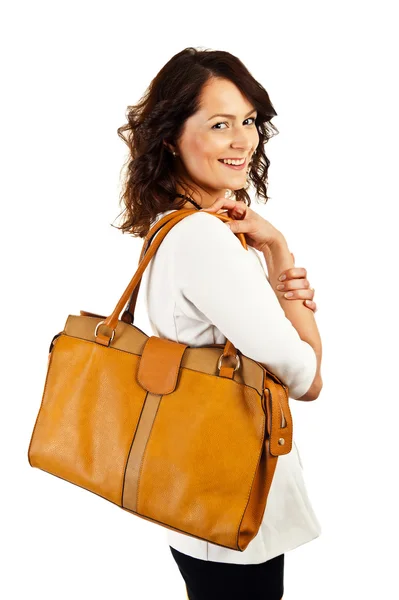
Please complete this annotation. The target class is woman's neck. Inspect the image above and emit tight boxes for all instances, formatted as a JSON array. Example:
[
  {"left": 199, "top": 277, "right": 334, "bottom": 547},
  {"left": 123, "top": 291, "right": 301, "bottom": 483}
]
[{"left": 172, "top": 187, "right": 227, "bottom": 210}]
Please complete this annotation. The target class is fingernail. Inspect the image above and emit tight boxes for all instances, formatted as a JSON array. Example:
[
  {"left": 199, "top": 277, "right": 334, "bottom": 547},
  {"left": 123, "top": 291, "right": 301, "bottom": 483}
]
[
  {"left": 279, "top": 274, "right": 286, "bottom": 281},
  {"left": 276, "top": 284, "right": 285, "bottom": 290},
  {"left": 284, "top": 292, "right": 293, "bottom": 298},
  {"left": 225, "top": 222, "right": 232, "bottom": 228}
]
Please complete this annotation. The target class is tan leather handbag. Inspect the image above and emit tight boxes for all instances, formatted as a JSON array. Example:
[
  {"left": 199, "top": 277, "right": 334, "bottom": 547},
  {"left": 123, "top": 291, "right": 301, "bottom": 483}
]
[{"left": 27, "top": 208, "right": 293, "bottom": 552}]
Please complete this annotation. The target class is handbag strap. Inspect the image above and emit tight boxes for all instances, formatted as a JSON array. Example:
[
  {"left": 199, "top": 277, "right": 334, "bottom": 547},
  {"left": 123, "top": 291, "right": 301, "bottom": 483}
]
[
  {"left": 121, "top": 209, "right": 247, "bottom": 326},
  {"left": 95, "top": 209, "right": 248, "bottom": 365},
  {"left": 120, "top": 210, "right": 181, "bottom": 326}
]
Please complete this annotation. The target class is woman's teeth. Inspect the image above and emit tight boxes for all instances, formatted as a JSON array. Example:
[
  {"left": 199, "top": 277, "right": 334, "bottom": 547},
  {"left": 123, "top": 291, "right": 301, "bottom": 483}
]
[{"left": 220, "top": 158, "right": 245, "bottom": 165}]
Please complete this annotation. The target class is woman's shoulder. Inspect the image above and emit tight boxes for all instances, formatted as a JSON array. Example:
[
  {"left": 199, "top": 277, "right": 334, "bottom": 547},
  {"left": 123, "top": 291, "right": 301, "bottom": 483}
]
[
  {"left": 157, "top": 208, "right": 238, "bottom": 232},
  {"left": 152, "top": 209, "right": 233, "bottom": 242},
  {"left": 152, "top": 210, "right": 265, "bottom": 270}
]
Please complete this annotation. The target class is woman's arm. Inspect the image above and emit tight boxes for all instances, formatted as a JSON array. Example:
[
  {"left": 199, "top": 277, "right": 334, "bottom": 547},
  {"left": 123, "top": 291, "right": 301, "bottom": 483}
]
[
  {"left": 171, "top": 212, "right": 320, "bottom": 401},
  {"left": 262, "top": 235, "right": 323, "bottom": 401}
]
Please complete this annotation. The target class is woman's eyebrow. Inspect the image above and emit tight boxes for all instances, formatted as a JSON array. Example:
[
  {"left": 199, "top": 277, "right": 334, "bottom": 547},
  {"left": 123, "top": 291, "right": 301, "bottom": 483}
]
[{"left": 207, "top": 107, "right": 257, "bottom": 121}]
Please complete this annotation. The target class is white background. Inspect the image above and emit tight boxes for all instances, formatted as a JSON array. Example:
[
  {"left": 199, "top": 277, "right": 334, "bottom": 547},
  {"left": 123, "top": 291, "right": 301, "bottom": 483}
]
[{"left": 1, "top": 1, "right": 398, "bottom": 598}]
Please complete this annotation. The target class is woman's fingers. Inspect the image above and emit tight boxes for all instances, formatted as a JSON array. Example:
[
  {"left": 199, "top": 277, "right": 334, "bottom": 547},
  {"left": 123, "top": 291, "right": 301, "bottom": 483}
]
[
  {"left": 278, "top": 267, "right": 307, "bottom": 281},
  {"left": 280, "top": 287, "right": 314, "bottom": 300},
  {"left": 275, "top": 274, "right": 315, "bottom": 308},
  {"left": 276, "top": 278, "right": 311, "bottom": 292},
  {"left": 202, "top": 197, "right": 248, "bottom": 219},
  {"left": 304, "top": 299, "right": 317, "bottom": 312},
  {"left": 276, "top": 280, "right": 317, "bottom": 312}
]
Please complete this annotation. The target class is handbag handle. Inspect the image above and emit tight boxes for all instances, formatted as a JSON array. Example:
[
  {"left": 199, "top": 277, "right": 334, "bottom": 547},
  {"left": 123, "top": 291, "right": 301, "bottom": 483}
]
[
  {"left": 120, "top": 211, "right": 179, "bottom": 326},
  {"left": 95, "top": 209, "right": 248, "bottom": 362}
]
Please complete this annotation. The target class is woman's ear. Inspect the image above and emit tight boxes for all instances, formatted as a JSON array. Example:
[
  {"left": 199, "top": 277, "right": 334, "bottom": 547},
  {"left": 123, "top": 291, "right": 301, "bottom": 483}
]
[{"left": 163, "top": 140, "right": 176, "bottom": 155}]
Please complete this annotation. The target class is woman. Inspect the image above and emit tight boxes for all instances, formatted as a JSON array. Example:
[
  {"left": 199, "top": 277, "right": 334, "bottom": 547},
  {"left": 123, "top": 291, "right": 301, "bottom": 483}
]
[{"left": 115, "top": 47, "right": 323, "bottom": 600}]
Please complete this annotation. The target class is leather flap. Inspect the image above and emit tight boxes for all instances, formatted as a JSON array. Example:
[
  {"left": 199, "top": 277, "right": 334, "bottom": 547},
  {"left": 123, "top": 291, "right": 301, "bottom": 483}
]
[
  {"left": 264, "top": 386, "right": 293, "bottom": 456},
  {"left": 137, "top": 336, "right": 188, "bottom": 395}
]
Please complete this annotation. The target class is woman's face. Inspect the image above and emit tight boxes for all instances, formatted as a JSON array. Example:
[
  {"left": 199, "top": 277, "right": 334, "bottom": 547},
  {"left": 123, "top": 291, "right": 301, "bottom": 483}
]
[{"left": 171, "top": 77, "right": 259, "bottom": 207}]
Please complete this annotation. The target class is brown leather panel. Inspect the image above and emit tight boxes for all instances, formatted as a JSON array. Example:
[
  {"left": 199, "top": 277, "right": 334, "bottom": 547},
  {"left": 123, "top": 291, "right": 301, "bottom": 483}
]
[
  {"left": 63, "top": 315, "right": 265, "bottom": 395},
  {"left": 137, "top": 337, "right": 188, "bottom": 394},
  {"left": 131, "top": 369, "right": 265, "bottom": 550},
  {"left": 28, "top": 334, "right": 146, "bottom": 505},
  {"left": 62, "top": 315, "right": 293, "bottom": 457},
  {"left": 64, "top": 314, "right": 149, "bottom": 353},
  {"left": 123, "top": 392, "right": 162, "bottom": 512}
]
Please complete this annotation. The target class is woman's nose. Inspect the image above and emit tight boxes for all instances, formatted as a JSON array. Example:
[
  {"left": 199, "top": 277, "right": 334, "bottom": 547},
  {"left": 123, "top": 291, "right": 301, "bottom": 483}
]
[
  {"left": 230, "top": 134, "right": 253, "bottom": 152},
  {"left": 229, "top": 143, "right": 252, "bottom": 156}
]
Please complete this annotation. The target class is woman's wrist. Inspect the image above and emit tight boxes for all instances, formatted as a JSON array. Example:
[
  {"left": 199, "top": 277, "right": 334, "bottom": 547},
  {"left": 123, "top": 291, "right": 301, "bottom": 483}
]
[{"left": 262, "top": 235, "right": 294, "bottom": 283}]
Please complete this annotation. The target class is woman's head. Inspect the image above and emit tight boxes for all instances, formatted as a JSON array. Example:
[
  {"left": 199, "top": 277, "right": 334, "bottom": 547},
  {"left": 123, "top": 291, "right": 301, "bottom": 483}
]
[
  {"left": 115, "top": 47, "right": 279, "bottom": 238},
  {"left": 165, "top": 77, "right": 259, "bottom": 202}
]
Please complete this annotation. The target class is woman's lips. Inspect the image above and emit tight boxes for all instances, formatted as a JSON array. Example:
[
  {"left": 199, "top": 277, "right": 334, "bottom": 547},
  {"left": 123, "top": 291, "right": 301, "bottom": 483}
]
[{"left": 218, "top": 158, "right": 247, "bottom": 171}]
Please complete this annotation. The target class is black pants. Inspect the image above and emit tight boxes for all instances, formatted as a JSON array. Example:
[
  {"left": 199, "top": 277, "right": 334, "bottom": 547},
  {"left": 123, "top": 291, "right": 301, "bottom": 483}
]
[{"left": 169, "top": 546, "right": 284, "bottom": 600}]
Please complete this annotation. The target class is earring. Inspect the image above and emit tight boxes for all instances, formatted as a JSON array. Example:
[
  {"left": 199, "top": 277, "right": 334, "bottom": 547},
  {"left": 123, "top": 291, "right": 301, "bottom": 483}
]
[
  {"left": 224, "top": 188, "right": 235, "bottom": 199},
  {"left": 172, "top": 151, "right": 177, "bottom": 157}
]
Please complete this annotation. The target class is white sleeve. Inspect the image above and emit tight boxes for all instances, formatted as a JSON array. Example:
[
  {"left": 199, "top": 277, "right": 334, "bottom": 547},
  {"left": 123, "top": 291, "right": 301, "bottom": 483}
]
[{"left": 170, "top": 211, "right": 317, "bottom": 400}]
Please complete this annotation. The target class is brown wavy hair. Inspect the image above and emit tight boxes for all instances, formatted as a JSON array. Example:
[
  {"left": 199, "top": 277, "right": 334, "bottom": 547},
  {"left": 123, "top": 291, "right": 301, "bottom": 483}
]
[{"left": 113, "top": 47, "right": 279, "bottom": 238}]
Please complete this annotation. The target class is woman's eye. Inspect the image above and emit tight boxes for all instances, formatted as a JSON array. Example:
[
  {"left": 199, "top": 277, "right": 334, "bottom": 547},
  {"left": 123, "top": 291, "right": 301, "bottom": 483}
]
[
  {"left": 212, "top": 121, "right": 227, "bottom": 130},
  {"left": 212, "top": 116, "right": 257, "bottom": 130}
]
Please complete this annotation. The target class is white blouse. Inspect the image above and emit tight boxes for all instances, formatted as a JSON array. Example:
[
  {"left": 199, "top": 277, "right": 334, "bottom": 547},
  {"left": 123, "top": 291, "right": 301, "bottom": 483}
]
[{"left": 140, "top": 208, "right": 322, "bottom": 564}]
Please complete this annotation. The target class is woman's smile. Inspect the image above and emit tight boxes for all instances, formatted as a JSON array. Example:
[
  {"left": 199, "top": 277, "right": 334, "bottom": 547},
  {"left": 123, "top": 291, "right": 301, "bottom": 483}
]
[{"left": 217, "top": 157, "right": 248, "bottom": 171}]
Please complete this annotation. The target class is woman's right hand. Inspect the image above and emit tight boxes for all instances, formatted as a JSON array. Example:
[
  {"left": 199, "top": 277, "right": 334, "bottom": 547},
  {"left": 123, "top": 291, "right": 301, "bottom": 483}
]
[
  {"left": 277, "top": 260, "right": 318, "bottom": 313},
  {"left": 202, "top": 199, "right": 318, "bottom": 313},
  {"left": 201, "top": 197, "right": 283, "bottom": 252}
]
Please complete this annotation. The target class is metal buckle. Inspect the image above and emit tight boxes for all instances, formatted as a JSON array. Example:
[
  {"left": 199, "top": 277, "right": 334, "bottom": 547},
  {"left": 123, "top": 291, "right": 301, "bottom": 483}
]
[
  {"left": 94, "top": 320, "right": 115, "bottom": 342},
  {"left": 217, "top": 352, "right": 240, "bottom": 372}
]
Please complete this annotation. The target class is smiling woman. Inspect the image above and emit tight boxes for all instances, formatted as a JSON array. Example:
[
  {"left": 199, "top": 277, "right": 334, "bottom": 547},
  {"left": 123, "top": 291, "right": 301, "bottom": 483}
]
[
  {"left": 112, "top": 46, "right": 279, "bottom": 238},
  {"left": 111, "top": 47, "right": 322, "bottom": 600}
]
